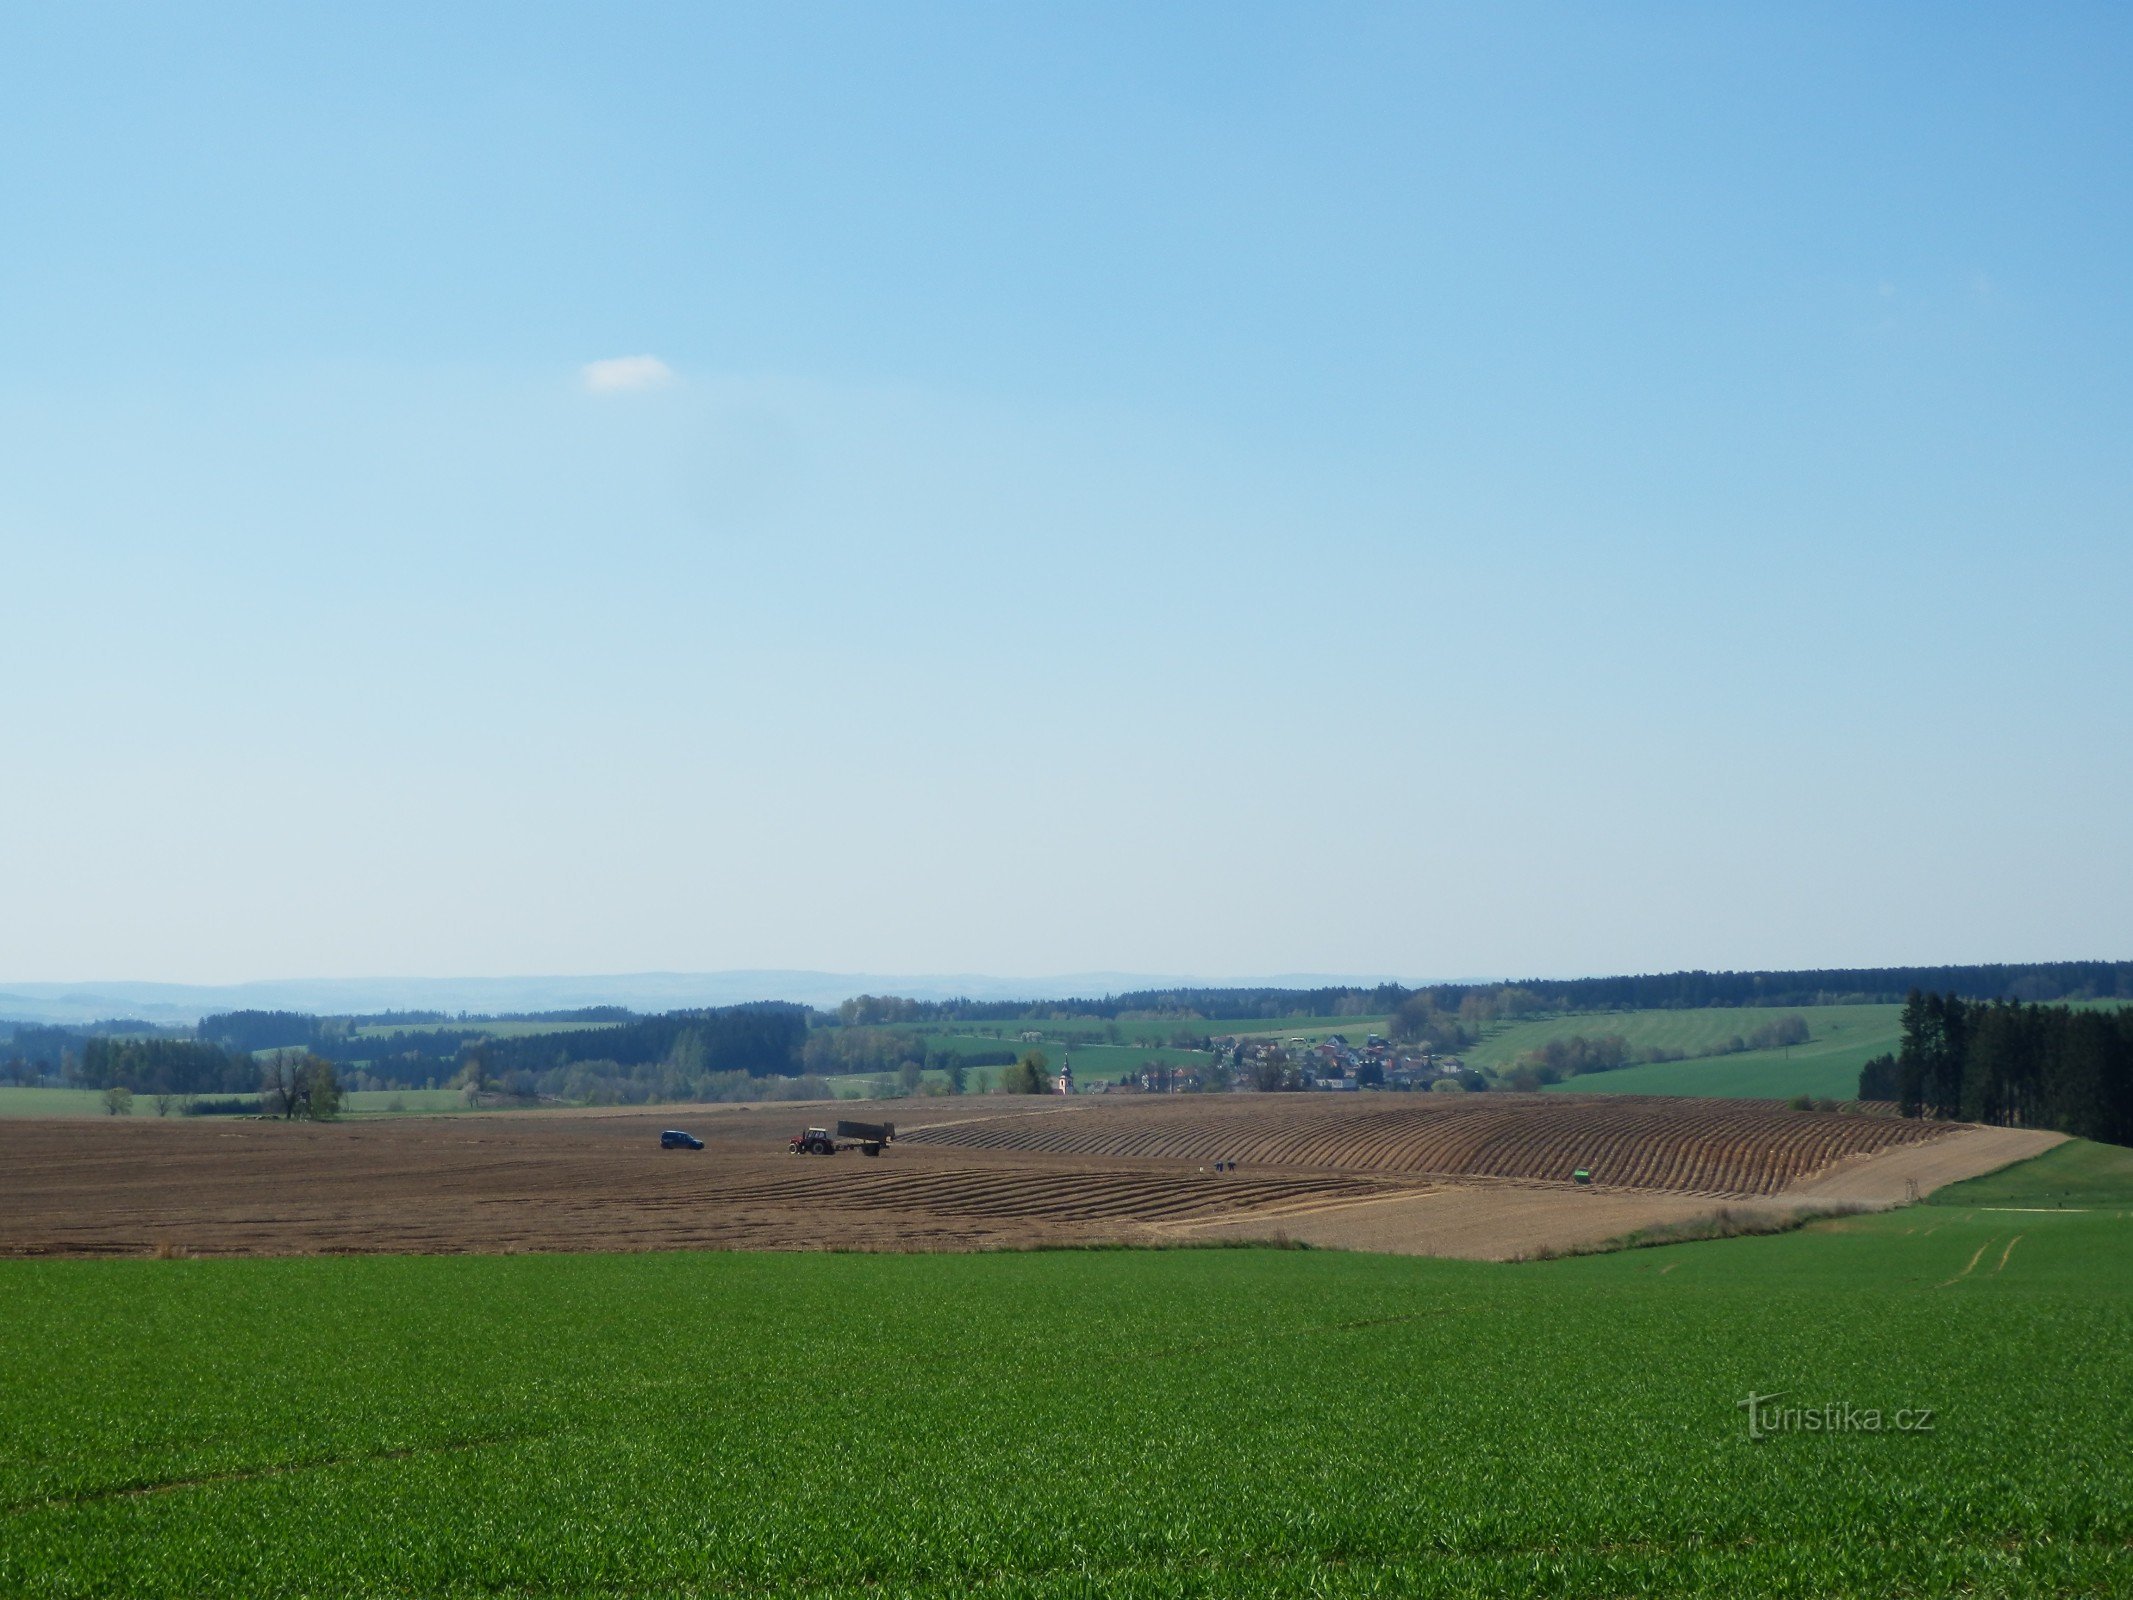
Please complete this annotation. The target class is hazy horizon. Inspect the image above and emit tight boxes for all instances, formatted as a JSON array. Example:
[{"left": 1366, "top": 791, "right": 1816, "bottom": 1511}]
[
  {"left": 5, "top": 957, "right": 2120, "bottom": 1032},
  {"left": 0, "top": 967, "right": 1430, "bottom": 1028},
  {"left": 5, "top": 6, "right": 2127, "bottom": 983}
]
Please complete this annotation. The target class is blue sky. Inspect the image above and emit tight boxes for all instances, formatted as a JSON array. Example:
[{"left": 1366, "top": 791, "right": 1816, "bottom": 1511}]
[{"left": 2, "top": 3, "right": 2128, "bottom": 986}]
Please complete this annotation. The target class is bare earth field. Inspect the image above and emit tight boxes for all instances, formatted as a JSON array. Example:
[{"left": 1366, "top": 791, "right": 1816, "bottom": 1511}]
[{"left": 0, "top": 1095, "right": 2059, "bottom": 1262}]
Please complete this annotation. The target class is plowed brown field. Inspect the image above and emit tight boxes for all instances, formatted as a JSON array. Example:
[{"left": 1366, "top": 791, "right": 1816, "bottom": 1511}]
[
  {"left": 0, "top": 1093, "right": 2039, "bottom": 1262},
  {"left": 901, "top": 1093, "right": 1952, "bottom": 1196}
]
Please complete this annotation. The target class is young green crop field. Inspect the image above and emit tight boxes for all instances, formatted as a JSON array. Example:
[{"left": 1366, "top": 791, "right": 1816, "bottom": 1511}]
[
  {"left": 0, "top": 1087, "right": 143, "bottom": 1117},
  {"left": 1506, "top": 1002, "right": 2126, "bottom": 1102},
  {"left": 1469, "top": 1003, "right": 1902, "bottom": 1071},
  {"left": 0, "top": 1088, "right": 475, "bottom": 1118},
  {"left": 4, "top": 1175, "right": 2128, "bottom": 1597},
  {"left": 1926, "top": 1137, "right": 2133, "bottom": 1209},
  {"left": 1531, "top": 1040, "right": 1876, "bottom": 1101},
  {"left": 1470, "top": 1005, "right": 1902, "bottom": 1101}
]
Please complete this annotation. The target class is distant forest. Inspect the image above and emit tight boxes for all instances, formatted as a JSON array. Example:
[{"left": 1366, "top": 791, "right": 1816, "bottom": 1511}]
[
  {"left": 2, "top": 1004, "right": 809, "bottom": 1106},
  {"left": 835, "top": 962, "right": 2133, "bottom": 1026}
]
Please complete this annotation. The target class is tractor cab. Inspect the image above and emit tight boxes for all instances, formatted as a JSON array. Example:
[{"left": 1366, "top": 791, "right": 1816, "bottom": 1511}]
[{"left": 790, "top": 1127, "right": 836, "bottom": 1155}]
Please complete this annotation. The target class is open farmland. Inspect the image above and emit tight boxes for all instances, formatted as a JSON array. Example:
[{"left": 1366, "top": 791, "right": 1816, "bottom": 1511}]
[
  {"left": 901, "top": 1093, "right": 1955, "bottom": 1196},
  {"left": 4, "top": 1195, "right": 2129, "bottom": 1598},
  {"left": 0, "top": 1095, "right": 2054, "bottom": 1263},
  {"left": 1535, "top": 1048, "right": 1866, "bottom": 1101},
  {"left": 1469, "top": 1002, "right": 1902, "bottom": 1070},
  {"left": 0, "top": 1107, "right": 1439, "bottom": 1258},
  {"left": 0, "top": 1087, "right": 470, "bottom": 1118},
  {"left": 1530, "top": 1006, "right": 1902, "bottom": 1100}
]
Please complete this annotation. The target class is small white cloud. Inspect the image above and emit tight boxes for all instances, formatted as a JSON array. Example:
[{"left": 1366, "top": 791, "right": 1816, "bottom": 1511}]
[{"left": 581, "top": 355, "right": 678, "bottom": 394}]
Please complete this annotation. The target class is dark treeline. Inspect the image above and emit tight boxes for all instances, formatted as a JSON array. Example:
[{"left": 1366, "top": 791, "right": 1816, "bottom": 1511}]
[
  {"left": 2, "top": 1019, "right": 189, "bottom": 1080},
  {"left": 1860, "top": 993, "right": 2133, "bottom": 1145},
  {"left": 1418, "top": 963, "right": 2133, "bottom": 1015},
  {"left": 464, "top": 1004, "right": 813, "bottom": 1107},
  {"left": 197, "top": 1013, "right": 524, "bottom": 1082},
  {"left": 345, "top": 1006, "right": 634, "bottom": 1027},
  {"left": 196, "top": 1009, "right": 638, "bottom": 1065},
  {"left": 476, "top": 1004, "right": 807, "bottom": 1079},
  {"left": 833, "top": 985, "right": 1411, "bottom": 1027},
  {"left": 21, "top": 1005, "right": 807, "bottom": 1101},
  {"left": 333, "top": 1030, "right": 490, "bottom": 1073},
  {"left": 3, "top": 1025, "right": 92, "bottom": 1080},
  {"left": 831, "top": 964, "right": 2133, "bottom": 1028},
  {"left": 80, "top": 1037, "right": 254, "bottom": 1096},
  {"left": 199, "top": 1011, "right": 327, "bottom": 1052}
]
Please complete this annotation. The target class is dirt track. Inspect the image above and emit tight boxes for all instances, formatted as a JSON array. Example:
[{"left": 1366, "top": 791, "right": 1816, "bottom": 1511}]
[
  {"left": 0, "top": 1097, "right": 2058, "bottom": 1262},
  {"left": 1782, "top": 1125, "right": 2065, "bottom": 1204}
]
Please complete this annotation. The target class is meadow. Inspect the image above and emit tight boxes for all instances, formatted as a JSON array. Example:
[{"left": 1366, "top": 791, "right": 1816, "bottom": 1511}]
[
  {"left": 3, "top": 1158, "right": 2128, "bottom": 1597},
  {"left": 1470, "top": 1003, "right": 1900, "bottom": 1068},
  {"left": 1533, "top": 1049, "right": 1868, "bottom": 1102},
  {"left": 1469, "top": 1004, "right": 1904, "bottom": 1101},
  {"left": 1923, "top": 1136, "right": 2133, "bottom": 1209},
  {"left": 0, "top": 1088, "right": 470, "bottom": 1118}
]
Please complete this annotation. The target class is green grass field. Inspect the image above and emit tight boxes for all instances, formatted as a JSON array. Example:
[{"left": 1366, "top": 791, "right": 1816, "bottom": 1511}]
[
  {"left": 1537, "top": 1053, "right": 1863, "bottom": 1100},
  {"left": 1471, "top": 1003, "right": 1901, "bottom": 1069},
  {"left": 0, "top": 1087, "right": 146, "bottom": 1117},
  {"left": 1474, "top": 1004, "right": 1904, "bottom": 1101},
  {"left": 0, "top": 1088, "right": 474, "bottom": 1118},
  {"left": 4, "top": 1174, "right": 2128, "bottom": 1597},
  {"left": 1927, "top": 1137, "right": 2133, "bottom": 1209}
]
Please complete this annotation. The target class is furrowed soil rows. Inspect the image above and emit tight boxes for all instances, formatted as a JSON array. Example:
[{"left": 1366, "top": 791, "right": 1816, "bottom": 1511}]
[
  {"left": 0, "top": 1108, "right": 1419, "bottom": 1258},
  {"left": 899, "top": 1093, "right": 1952, "bottom": 1196},
  {"left": 0, "top": 1095, "right": 2006, "bottom": 1262},
  {"left": 659, "top": 1163, "right": 1404, "bottom": 1222}
]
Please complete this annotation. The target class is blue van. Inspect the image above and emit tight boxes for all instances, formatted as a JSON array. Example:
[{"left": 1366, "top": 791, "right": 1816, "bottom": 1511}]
[{"left": 659, "top": 1129, "right": 704, "bottom": 1150}]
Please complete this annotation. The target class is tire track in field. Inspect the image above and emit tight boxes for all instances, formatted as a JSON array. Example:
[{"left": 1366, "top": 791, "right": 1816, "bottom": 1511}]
[
  {"left": 4, "top": 1432, "right": 537, "bottom": 1516},
  {"left": 1937, "top": 1237, "right": 1998, "bottom": 1287}
]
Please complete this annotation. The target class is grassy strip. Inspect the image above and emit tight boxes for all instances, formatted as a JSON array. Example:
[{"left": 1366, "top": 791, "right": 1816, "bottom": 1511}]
[
  {"left": 1926, "top": 1137, "right": 2133, "bottom": 1209},
  {"left": 1518, "top": 1201, "right": 1874, "bottom": 1261}
]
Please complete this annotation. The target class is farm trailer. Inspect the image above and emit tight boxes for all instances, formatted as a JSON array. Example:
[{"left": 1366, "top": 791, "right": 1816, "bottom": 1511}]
[{"left": 789, "top": 1119, "right": 898, "bottom": 1157}]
